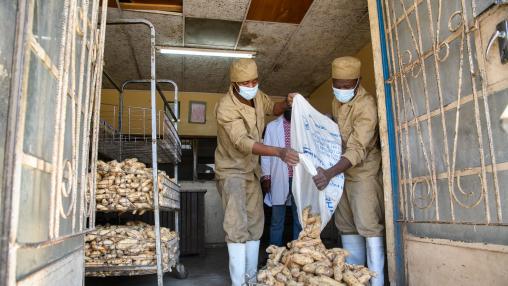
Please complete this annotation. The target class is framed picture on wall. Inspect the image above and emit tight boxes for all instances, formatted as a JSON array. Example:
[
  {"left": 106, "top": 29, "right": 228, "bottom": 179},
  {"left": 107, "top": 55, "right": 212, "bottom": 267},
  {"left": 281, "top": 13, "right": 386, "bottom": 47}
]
[{"left": 188, "top": 101, "right": 206, "bottom": 124}]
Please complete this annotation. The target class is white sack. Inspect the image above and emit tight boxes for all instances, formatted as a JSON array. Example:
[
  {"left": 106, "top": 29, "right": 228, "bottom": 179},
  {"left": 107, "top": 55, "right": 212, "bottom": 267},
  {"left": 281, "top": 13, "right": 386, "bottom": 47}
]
[{"left": 291, "top": 94, "right": 345, "bottom": 230}]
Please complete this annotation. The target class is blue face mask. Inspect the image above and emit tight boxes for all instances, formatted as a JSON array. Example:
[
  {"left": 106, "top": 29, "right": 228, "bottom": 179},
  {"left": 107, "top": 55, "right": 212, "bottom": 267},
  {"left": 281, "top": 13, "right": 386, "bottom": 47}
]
[
  {"left": 237, "top": 84, "right": 258, "bottom": 100},
  {"left": 333, "top": 80, "right": 359, "bottom": 103}
]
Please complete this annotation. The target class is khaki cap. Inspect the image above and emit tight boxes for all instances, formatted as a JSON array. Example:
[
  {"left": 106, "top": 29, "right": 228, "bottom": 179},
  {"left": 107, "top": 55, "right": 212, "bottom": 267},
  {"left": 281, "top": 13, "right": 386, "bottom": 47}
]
[
  {"left": 332, "top": 56, "right": 361, "bottom": 79},
  {"left": 230, "top": 59, "right": 258, "bottom": 82}
]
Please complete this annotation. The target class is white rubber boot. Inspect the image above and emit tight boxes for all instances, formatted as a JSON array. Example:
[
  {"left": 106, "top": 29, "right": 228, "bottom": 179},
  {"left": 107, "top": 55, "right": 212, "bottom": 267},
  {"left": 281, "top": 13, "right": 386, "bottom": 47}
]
[
  {"left": 245, "top": 240, "right": 260, "bottom": 282},
  {"left": 367, "top": 237, "right": 385, "bottom": 286},
  {"left": 227, "top": 243, "right": 246, "bottom": 286},
  {"left": 341, "top": 234, "right": 366, "bottom": 265}
]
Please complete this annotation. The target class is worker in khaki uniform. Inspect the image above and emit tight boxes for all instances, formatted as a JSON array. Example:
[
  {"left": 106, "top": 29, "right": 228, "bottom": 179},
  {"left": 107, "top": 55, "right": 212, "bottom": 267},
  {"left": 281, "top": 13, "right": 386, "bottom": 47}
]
[
  {"left": 312, "top": 57, "right": 385, "bottom": 286},
  {"left": 215, "top": 59, "right": 299, "bottom": 286}
]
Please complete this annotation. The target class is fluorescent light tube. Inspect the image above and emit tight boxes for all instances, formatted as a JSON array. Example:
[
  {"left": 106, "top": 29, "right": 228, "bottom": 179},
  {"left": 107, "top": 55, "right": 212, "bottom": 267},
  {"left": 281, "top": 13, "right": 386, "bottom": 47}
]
[{"left": 159, "top": 47, "right": 255, "bottom": 58}]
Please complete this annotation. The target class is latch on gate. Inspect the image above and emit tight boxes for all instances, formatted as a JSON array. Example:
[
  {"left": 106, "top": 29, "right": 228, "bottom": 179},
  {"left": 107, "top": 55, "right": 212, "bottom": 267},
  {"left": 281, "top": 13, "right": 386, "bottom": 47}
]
[{"left": 485, "top": 19, "right": 508, "bottom": 64}]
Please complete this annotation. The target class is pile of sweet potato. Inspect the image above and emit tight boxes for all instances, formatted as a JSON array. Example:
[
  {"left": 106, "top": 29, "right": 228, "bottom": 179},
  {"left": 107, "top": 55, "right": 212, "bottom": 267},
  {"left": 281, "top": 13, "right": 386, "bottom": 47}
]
[{"left": 257, "top": 207, "right": 375, "bottom": 286}]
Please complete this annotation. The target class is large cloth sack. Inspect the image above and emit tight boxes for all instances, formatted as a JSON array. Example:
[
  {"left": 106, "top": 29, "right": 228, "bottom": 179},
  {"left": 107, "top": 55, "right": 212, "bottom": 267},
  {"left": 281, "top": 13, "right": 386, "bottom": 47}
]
[{"left": 291, "top": 94, "right": 345, "bottom": 230}]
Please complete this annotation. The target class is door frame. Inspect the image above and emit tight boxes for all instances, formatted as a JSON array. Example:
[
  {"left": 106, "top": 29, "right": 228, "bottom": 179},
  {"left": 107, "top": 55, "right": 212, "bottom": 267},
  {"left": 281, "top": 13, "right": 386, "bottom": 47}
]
[
  {"left": 367, "top": 0, "right": 405, "bottom": 284},
  {"left": 1, "top": 0, "right": 29, "bottom": 284}
]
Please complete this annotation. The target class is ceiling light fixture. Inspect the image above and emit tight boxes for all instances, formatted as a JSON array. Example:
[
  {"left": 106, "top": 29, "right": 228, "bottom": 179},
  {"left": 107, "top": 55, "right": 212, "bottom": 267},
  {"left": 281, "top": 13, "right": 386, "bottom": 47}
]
[{"left": 158, "top": 47, "right": 256, "bottom": 58}]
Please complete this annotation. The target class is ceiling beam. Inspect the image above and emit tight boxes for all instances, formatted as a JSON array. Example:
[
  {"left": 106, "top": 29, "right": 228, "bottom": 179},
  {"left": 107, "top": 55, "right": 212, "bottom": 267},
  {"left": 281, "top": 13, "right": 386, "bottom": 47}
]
[{"left": 116, "top": 2, "right": 182, "bottom": 13}]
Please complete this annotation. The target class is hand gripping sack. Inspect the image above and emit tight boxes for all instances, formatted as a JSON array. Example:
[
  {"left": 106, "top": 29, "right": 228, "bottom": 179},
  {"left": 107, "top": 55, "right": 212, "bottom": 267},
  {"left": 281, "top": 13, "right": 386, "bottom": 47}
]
[{"left": 291, "top": 94, "right": 345, "bottom": 230}]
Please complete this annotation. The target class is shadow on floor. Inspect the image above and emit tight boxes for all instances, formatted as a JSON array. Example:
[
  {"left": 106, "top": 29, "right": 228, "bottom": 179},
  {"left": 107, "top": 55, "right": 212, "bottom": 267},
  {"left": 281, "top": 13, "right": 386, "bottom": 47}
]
[{"left": 85, "top": 247, "right": 230, "bottom": 286}]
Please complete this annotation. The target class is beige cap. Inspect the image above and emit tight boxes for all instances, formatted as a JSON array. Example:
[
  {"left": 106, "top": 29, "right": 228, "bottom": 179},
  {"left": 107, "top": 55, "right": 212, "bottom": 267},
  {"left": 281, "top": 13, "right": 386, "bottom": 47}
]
[
  {"left": 230, "top": 59, "right": 258, "bottom": 82},
  {"left": 332, "top": 56, "right": 361, "bottom": 79}
]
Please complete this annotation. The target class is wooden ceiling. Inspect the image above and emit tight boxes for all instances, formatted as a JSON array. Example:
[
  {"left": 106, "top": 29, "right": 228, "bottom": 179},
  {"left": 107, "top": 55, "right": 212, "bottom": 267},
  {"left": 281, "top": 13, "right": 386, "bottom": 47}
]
[
  {"left": 107, "top": 0, "right": 183, "bottom": 13},
  {"left": 246, "top": 0, "right": 314, "bottom": 24}
]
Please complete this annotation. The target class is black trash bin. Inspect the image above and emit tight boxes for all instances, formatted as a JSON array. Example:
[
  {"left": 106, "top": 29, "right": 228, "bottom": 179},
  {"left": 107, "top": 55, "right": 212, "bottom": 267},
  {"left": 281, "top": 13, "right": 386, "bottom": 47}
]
[{"left": 179, "top": 189, "right": 207, "bottom": 256}]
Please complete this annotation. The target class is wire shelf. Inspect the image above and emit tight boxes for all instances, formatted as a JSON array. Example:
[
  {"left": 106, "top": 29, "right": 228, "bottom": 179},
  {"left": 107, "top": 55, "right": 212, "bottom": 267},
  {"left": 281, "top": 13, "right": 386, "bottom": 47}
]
[
  {"left": 85, "top": 237, "right": 179, "bottom": 277},
  {"left": 98, "top": 108, "right": 181, "bottom": 164}
]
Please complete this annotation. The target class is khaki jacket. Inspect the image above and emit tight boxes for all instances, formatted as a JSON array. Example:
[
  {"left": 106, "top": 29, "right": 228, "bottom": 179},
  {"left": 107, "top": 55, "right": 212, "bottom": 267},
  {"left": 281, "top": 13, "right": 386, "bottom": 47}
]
[
  {"left": 215, "top": 86, "right": 274, "bottom": 180},
  {"left": 332, "top": 85, "right": 381, "bottom": 181}
]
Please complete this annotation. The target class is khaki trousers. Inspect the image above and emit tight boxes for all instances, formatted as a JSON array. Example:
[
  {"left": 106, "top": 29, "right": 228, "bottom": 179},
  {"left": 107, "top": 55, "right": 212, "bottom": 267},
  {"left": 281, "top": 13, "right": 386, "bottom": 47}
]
[
  {"left": 335, "top": 174, "right": 385, "bottom": 237},
  {"left": 217, "top": 175, "right": 264, "bottom": 243}
]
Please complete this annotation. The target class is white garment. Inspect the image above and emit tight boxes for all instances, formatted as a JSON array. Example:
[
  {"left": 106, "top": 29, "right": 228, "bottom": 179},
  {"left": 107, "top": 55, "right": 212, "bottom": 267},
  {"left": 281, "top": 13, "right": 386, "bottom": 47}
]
[
  {"left": 261, "top": 116, "right": 290, "bottom": 206},
  {"left": 367, "top": 237, "right": 385, "bottom": 286},
  {"left": 341, "top": 234, "right": 366, "bottom": 265},
  {"left": 245, "top": 240, "right": 260, "bottom": 281},
  {"left": 227, "top": 243, "right": 246, "bottom": 286}
]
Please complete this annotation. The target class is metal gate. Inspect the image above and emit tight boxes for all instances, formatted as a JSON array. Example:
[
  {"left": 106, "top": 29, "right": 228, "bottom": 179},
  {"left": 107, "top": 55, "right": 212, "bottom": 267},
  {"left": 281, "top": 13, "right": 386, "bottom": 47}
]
[
  {"left": 369, "top": 0, "right": 508, "bottom": 285},
  {"left": 4, "top": 0, "right": 107, "bottom": 285}
]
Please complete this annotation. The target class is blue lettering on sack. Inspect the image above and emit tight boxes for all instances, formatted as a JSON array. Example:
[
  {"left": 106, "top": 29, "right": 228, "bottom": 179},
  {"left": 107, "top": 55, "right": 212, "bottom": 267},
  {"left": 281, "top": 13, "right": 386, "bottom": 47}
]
[
  {"left": 325, "top": 197, "right": 334, "bottom": 213},
  {"left": 329, "top": 132, "right": 339, "bottom": 138},
  {"left": 303, "top": 118, "right": 310, "bottom": 130}
]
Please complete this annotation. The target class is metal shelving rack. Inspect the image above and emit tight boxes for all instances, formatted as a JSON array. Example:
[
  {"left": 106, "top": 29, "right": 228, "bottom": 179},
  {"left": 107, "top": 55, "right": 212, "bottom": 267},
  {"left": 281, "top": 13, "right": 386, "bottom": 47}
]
[
  {"left": 98, "top": 78, "right": 182, "bottom": 164},
  {"left": 85, "top": 19, "right": 186, "bottom": 285}
]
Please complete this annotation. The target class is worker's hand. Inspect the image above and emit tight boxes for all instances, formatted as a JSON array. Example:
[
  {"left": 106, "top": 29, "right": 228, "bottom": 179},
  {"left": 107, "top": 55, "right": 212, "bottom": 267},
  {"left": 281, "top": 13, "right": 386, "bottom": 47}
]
[
  {"left": 287, "top": 93, "right": 298, "bottom": 106},
  {"left": 313, "top": 167, "right": 331, "bottom": 190},
  {"left": 279, "top": 147, "right": 299, "bottom": 166},
  {"left": 261, "top": 179, "right": 271, "bottom": 193}
]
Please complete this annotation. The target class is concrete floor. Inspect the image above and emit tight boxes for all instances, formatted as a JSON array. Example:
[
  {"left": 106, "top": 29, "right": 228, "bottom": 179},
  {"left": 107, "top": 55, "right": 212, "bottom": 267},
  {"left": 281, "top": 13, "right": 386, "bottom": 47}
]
[
  {"left": 85, "top": 247, "right": 231, "bottom": 286},
  {"left": 85, "top": 206, "right": 298, "bottom": 286}
]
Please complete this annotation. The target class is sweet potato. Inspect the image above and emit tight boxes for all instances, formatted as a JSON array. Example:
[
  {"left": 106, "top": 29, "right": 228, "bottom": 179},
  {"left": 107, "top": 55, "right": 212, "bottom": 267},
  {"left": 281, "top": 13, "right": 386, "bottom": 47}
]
[
  {"left": 258, "top": 206, "right": 374, "bottom": 286},
  {"left": 292, "top": 254, "right": 314, "bottom": 266}
]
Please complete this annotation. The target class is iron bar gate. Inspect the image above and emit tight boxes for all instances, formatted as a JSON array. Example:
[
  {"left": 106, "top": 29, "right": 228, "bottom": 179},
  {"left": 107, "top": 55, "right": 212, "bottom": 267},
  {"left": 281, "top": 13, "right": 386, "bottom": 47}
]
[
  {"left": 370, "top": 0, "right": 508, "bottom": 284},
  {"left": 4, "top": 0, "right": 108, "bottom": 284}
]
